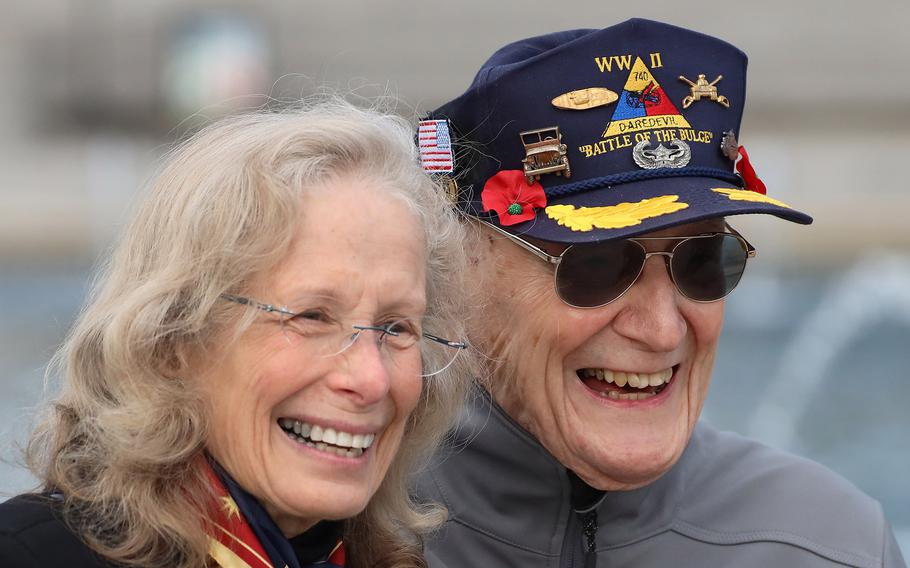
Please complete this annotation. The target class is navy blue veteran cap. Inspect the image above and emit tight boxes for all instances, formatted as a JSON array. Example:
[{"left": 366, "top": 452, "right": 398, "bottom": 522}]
[{"left": 421, "top": 18, "right": 812, "bottom": 243}]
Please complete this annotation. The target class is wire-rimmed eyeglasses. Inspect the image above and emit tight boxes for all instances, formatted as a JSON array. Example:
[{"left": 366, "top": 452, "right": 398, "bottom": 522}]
[{"left": 221, "top": 294, "right": 467, "bottom": 377}]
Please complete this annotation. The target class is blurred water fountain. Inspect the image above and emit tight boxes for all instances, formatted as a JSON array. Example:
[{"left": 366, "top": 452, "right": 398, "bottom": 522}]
[{"left": 748, "top": 252, "right": 910, "bottom": 452}]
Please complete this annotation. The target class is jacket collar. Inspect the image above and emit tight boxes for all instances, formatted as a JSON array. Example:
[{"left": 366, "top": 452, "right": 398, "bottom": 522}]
[{"left": 434, "top": 386, "right": 695, "bottom": 550}]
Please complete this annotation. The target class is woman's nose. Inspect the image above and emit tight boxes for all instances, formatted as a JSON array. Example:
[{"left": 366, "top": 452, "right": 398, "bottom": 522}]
[{"left": 328, "top": 332, "right": 393, "bottom": 406}]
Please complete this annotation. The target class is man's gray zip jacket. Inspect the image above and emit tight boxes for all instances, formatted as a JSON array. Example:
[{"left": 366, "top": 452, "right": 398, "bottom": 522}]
[{"left": 416, "top": 389, "right": 905, "bottom": 567}]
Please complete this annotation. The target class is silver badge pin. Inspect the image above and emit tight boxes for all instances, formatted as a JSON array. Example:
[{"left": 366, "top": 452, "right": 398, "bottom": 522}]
[{"left": 632, "top": 140, "right": 691, "bottom": 169}]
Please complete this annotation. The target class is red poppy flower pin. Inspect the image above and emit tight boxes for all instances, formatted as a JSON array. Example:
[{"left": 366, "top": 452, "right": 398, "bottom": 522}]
[
  {"left": 735, "top": 145, "right": 767, "bottom": 195},
  {"left": 480, "top": 170, "right": 547, "bottom": 226}
]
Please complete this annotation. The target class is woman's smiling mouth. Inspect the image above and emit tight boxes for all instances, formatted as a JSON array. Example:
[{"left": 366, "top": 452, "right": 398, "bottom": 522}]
[
  {"left": 278, "top": 418, "right": 376, "bottom": 458},
  {"left": 576, "top": 367, "right": 677, "bottom": 401}
]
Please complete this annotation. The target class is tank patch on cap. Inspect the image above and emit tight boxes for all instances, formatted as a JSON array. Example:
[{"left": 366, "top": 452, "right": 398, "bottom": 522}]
[{"left": 603, "top": 57, "right": 689, "bottom": 138}]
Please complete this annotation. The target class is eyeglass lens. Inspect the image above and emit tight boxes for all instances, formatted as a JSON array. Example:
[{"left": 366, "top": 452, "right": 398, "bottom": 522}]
[
  {"left": 555, "top": 234, "right": 749, "bottom": 308},
  {"left": 671, "top": 233, "right": 748, "bottom": 302},
  {"left": 282, "top": 318, "right": 460, "bottom": 378}
]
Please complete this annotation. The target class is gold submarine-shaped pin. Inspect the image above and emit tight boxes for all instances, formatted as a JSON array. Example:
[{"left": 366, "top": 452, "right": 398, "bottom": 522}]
[{"left": 551, "top": 87, "right": 619, "bottom": 110}]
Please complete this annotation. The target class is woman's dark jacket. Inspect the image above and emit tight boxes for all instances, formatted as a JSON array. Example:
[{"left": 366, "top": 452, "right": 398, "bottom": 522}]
[
  {"left": 0, "top": 494, "right": 114, "bottom": 567},
  {"left": 0, "top": 492, "right": 344, "bottom": 567}
]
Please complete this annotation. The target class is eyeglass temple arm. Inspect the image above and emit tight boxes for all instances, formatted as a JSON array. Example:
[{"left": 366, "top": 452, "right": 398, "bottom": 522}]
[
  {"left": 724, "top": 222, "right": 757, "bottom": 258},
  {"left": 481, "top": 219, "right": 756, "bottom": 261},
  {"left": 477, "top": 220, "right": 562, "bottom": 265},
  {"left": 350, "top": 324, "right": 466, "bottom": 350},
  {"left": 422, "top": 332, "right": 467, "bottom": 350},
  {"left": 353, "top": 325, "right": 467, "bottom": 350},
  {"left": 221, "top": 294, "right": 296, "bottom": 317}
]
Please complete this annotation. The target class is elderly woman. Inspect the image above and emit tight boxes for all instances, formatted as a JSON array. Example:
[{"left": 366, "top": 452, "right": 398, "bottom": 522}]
[{"left": 0, "top": 101, "right": 470, "bottom": 568}]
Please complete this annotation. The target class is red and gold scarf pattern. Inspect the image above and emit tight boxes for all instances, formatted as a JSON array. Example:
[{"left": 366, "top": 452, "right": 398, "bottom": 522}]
[{"left": 202, "top": 462, "right": 346, "bottom": 568}]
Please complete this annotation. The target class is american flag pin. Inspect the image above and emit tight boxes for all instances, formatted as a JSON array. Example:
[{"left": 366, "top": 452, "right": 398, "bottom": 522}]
[{"left": 418, "top": 119, "right": 454, "bottom": 174}]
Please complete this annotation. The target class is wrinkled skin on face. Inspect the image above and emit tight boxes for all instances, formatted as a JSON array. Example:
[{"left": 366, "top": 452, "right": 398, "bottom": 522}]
[
  {"left": 198, "top": 177, "right": 426, "bottom": 536},
  {"left": 467, "top": 220, "right": 726, "bottom": 491}
]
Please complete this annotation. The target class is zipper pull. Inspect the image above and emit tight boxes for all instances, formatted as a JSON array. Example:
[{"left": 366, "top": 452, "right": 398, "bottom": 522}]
[
  {"left": 582, "top": 510, "right": 597, "bottom": 568},
  {"left": 569, "top": 470, "right": 603, "bottom": 568}
]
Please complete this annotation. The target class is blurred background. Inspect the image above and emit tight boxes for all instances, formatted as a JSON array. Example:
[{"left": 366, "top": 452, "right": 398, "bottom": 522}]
[{"left": 1, "top": 0, "right": 908, "bottom": 556}]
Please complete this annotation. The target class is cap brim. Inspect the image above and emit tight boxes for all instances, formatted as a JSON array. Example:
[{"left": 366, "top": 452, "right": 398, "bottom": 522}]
[{"left": 496, "top": 176, "right": 812, "bottom": 244}]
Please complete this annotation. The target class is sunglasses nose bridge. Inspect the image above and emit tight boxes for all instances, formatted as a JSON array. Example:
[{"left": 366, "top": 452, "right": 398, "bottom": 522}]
[
  {"left": 641, "top": 249, "right": 673, "bottom": 269},
  {"left": 637, "top": 249, "right": 675, "bottom": 286}
]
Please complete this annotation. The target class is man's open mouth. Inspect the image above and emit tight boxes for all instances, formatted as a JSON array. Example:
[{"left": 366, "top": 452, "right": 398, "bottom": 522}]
[
  {"left": 577, "top": 367, "right": 675, "bottom": 401},
  {"left": 278, "top": 418, "right": 375, "bottom": 458}
]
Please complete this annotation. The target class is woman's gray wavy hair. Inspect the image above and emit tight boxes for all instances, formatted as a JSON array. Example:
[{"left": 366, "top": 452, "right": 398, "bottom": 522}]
[{"left": 25, "top": 99, "right": 472, "bottom": 568}]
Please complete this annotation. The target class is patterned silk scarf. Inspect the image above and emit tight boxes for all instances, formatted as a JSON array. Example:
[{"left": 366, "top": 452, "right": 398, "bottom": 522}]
[{"left": 203, "top": 461, "right": 346, "bottom": 568}]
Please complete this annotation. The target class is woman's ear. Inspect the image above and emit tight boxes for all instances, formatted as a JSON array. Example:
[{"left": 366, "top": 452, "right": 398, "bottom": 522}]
[{"left": 155, "top": 336, "right": 192, "bottom": 379}]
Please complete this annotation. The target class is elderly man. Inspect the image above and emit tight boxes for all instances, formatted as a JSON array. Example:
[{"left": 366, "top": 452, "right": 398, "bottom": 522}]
[{"left": 415, "top": 19, "right": 906, "bottom": 568}]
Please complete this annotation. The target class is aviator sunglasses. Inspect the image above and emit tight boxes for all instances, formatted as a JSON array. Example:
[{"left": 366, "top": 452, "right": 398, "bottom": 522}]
[{"left": 480, "top": 221, "right": 756, "bottom": 308}]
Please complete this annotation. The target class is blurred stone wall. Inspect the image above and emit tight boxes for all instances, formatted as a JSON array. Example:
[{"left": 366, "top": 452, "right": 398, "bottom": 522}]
[{"left": 1, "top": 0, "right": 908, "bottom": 265}]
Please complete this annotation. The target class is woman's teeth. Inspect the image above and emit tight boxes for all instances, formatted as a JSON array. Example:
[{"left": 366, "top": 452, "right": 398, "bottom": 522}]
[{"left": 278, "top": 418, "right": 375, "bottom": 458}]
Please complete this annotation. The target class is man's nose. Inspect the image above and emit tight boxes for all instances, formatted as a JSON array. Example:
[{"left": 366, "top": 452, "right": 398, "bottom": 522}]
[{"left": 611, "top": 256, "right": 687, "bottom": 352}]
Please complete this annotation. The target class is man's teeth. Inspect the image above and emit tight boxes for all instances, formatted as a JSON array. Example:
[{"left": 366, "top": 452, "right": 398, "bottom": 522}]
[
  {"left": 278, "top": 418, "right": 375, "bottom": 457},
  {"left": 580, "top": 368, "right": 673, "bottom": 389}
]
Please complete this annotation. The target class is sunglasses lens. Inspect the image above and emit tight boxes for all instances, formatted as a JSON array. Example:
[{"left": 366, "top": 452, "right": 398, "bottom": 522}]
[
  {"left": 556, "top": 241, "right": 644, "bottom": 307},
  {"left": 672, "top": 234, "right": 748, "bottom": 301}
]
